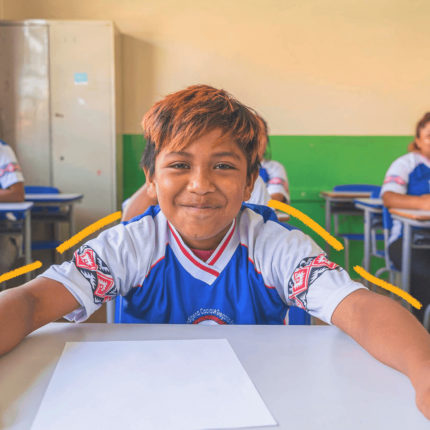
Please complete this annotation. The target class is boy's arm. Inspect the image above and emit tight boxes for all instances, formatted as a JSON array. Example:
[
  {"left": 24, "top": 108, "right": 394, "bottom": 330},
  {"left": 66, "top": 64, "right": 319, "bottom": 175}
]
[
  {"left": 0, "top": 182, "right": 25, "bottom": 202},
  {"left": 332, "top": 289, "right": 430, "bottom": 419},
  {"left": 0, "top": 277, "right": 80, "bottom": 356},
  {"left": 383, "top": 191, "right": 430, "bottom": 210}
]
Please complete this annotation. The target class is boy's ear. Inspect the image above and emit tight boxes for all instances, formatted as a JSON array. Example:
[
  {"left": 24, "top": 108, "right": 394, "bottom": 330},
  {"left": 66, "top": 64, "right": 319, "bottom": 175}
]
[
  {"left": 143, "top": 168, "right": 157, "bottom": 200},
  {"left": 244, "top": 170, "right": 259, "bottom": 202}
]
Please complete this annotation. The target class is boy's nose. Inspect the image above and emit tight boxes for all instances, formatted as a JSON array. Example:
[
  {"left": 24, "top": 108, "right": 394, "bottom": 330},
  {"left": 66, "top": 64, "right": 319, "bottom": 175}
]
[{"left": 187, "top": 169, "right": 216, "bottom": 194}]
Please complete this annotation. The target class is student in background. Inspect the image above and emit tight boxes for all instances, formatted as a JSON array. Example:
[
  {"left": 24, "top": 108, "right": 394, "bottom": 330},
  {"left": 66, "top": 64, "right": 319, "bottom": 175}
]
[
  {"left": 259, "top": 138, "right": 290, "bottom": 204},
  {"left": 381, "top": 112, "right": 430, "bottom": 324},
  {"left": 0, "top": 139, "right": 25, "bottom": 274},
  {"left": 260, "top": 159, "right": 290, "bottom": 203},
  {"left": 0, "top": 140, "right": 24, "bottom": 202},
  {"left": 1, "top": 86, "right": 430, "bottom": 419}
]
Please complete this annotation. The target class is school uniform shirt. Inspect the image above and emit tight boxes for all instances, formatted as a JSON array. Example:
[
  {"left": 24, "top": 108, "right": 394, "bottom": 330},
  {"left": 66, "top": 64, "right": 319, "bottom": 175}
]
[
  {"left": 260, "top": 160, "right": 289, "bottom": 203},
  {"left": 0, "top": 140, "right": 24, "bottom": 189},
  {"left": 41, "top": 204, "right": 365, "bottom": 325},
  {"left": 381, "top": 152, "right": 430, "bottom": 244}
]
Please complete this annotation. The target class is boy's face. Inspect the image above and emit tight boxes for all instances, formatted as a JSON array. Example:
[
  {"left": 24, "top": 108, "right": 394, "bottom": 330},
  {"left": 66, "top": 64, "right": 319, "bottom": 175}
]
[{"left": 146, "top": 128, "right": 257, "bottom": 250}]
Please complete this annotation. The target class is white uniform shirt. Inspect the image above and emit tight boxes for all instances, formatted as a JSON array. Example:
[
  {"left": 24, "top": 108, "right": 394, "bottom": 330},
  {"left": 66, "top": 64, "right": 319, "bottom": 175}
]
[
  {"left": 261, "top": 159, "right": 289, "bottom": 203},
  {"left": 381, "top": 152, "right": 430, "bottom": 243},
  {"left": 42, "top": 204, "right": 365, "bottom": 325},
  {"left": 0, "top": 141, "right": 24, "bottom": 189}
]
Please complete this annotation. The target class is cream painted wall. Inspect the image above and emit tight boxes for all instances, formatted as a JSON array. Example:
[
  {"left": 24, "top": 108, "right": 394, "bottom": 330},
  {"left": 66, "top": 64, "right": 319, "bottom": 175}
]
[{"left": 3, "top": 0, "right": 429, "bottom": 135}]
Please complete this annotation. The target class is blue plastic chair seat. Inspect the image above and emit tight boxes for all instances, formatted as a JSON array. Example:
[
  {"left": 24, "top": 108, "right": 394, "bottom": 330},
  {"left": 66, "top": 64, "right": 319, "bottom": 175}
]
[
  {"left": 31, "top": 240, "right": 61, "bottom": 251},
  {"left": 339, "top": 233, "right": 384, "bottom": 241},
  {"left": 25, "top": 185, "right": 61, "bottom": 214}
]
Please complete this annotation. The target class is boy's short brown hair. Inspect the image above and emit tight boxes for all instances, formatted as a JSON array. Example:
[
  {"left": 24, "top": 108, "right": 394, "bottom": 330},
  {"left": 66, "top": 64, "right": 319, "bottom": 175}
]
[{"left": 140, "top": 84, "right": 268, "bottom": 178}]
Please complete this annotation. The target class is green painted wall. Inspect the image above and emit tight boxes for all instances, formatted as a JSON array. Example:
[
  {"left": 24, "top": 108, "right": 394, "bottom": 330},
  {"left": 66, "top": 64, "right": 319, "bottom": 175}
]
[
  {"left": 122, "top": 134, "right": 412, "bottom": 273},
  {"left": 123, "top": 134, "right": 146, "bottom": 199}
]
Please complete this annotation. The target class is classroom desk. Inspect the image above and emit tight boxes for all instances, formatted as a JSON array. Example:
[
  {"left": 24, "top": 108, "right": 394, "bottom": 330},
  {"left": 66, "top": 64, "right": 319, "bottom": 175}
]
[
  {"left": 0, "top": 202, "right": 34, "bottom": 281},
  {"left": 1, "top": 323, "right": 428, "bottom": 430},
  {"left": 320, "top": 191, "right": 371, "bottom": 254},
  {"left": 389, "top": 208, "right": 430, "bottom": 294},
  {"left": 25, "top": 193, "right": 83, "bottom": 237},
  {"left": 354, "top": 198, "right": 383, "bottom": 273}
]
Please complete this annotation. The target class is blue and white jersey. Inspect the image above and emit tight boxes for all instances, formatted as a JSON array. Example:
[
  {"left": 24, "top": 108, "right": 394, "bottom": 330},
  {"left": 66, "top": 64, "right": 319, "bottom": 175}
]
[
  {"left": 260, "top": 160, "right": 289, "bottom": 203},
  {"left": 381, "top": 152, "right": 430, "bottom": 243},
  {"left": 0, "top": 140, "right": 24, "bottom": 189},
  {"left": 41, "top": 204, "right": 364, "bottom": 325}
]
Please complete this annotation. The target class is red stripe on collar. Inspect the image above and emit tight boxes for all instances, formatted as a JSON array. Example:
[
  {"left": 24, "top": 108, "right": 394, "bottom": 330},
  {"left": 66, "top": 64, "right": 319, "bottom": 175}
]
[
  {"left": 168, "top": 223, "right": 220, "bottom": 277},
  {"left": 207, "top": 219, "right": 236, "bottom": 266}
]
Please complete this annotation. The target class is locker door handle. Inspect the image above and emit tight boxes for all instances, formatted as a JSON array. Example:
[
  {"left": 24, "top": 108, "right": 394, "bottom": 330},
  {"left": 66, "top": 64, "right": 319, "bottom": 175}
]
[{"left": 54, "top": 113, "right": 64, "bottom": 118}]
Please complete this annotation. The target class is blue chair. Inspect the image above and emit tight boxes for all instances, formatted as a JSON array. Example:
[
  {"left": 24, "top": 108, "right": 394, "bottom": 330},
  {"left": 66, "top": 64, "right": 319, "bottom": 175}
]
[
  {"left": 114, "top": 296, "right": 311, "bottom": 325},
  {"left": 25, "top": 185, "right": 60, "bottom": 194},
  {"left": 333, "top": 185, "right": 384, "bottom": 271},
  {"left": 333, "top": 184, "right": 382, "bottom": 193}
]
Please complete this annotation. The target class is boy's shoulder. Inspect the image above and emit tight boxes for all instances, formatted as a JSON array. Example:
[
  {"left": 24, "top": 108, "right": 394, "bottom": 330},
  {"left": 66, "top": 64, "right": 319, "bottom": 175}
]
[
  {"left": 240, "top": 203, "right": 294, "bottom": 231},
  {"left": 238, "top": 203, "right": 317, "bottom": 256},
  {"left": 122, "top": 204, "right": 162, "bottom": 226},
  {"left": 118, "top": 203, "right": 313, "bottom": 259}
]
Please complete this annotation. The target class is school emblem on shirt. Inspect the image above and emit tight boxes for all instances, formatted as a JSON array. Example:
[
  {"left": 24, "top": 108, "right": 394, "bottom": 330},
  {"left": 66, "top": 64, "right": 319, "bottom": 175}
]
[
  {"left": 75, "top": 247, "right": 98, "bottom": 271},
  {"left": 187, "top": 308, "right": 234, "bottom": 325},
  {"left": 73, "top": 245, "right": 117, "bottom": 304},
  {"left": 288, "top": 253, "right": 340, "bottom": 310}
]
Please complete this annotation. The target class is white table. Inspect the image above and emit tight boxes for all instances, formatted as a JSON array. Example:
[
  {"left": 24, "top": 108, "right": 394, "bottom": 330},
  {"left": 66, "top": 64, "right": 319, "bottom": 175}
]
[
  {"left": 320, "top": 191, "right": 371, "bottom": 254},
  {"left": 25, "top": 193, "right": 83, "bottom": 237},
  {"left": 0, "top": 323, "right": 428, "bottom": 429},
  {"left": 0, "top": 202, "right": 34, "bottom": 281},
  {"left": 354, "top": 198, "right": 383, "bottom": 273},
  {"left": 389, "top": 208, "right": 430, "bottom": 294}
]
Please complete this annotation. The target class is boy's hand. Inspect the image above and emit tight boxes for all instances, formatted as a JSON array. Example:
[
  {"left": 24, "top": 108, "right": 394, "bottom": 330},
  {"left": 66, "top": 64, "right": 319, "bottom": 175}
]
[{"left": 412, "top": 360, "right": 430, "bottom": 420}]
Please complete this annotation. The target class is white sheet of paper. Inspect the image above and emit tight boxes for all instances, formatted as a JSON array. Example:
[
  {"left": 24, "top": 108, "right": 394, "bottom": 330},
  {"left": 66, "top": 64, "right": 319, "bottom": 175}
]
[{"left": 31, "top": 339, "right": 277, "bottom": 430}]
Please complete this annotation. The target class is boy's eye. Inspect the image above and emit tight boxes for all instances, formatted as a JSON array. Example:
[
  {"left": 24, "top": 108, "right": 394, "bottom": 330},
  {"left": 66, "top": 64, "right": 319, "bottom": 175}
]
[
  {"left": 169, "top": 163, "right": 189, "bottom": 169},
  {"left": 215, "top": 163, "right": 235, "bottom": 170}
]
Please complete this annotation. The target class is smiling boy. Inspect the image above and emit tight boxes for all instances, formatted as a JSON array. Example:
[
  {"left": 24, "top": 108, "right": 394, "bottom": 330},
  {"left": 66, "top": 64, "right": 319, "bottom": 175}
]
[{"left": 0, "top": 85, "right": 430, "bottom": 418}]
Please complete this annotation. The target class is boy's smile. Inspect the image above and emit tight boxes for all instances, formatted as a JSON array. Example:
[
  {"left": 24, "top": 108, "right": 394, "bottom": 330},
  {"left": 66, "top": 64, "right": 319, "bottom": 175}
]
[{"left": 146, "top": 128, "right": 257, "bottom": 250}]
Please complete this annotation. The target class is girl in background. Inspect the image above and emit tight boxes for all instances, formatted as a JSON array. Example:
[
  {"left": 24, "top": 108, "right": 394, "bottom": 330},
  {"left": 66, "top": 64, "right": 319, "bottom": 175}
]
[{"left": 381, "top": 112, "right": 430, "bottom": 324}]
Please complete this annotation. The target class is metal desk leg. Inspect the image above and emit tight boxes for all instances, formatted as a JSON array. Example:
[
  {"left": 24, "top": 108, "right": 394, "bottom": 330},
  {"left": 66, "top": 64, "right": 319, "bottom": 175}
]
[
  {"left": 363, "top": 209, "right": 371, "bottom": 273},
  {"left": 325, "top": 199, "right": 331, "bottom": 255},
  {"left": 362, "top": 208, "right": 372, "bottom": 288},
  {"left": 401, "top": 222, "right": 412, "bottom": 294},
  {"left": 106, "top": 300, "right": 115, "bottom": 324},
  {"left": 24, "top": 209, "right": 32, "bottom": 282},
  {"left": 69, "top": 204, "right": 75, "bottom": 237}
]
